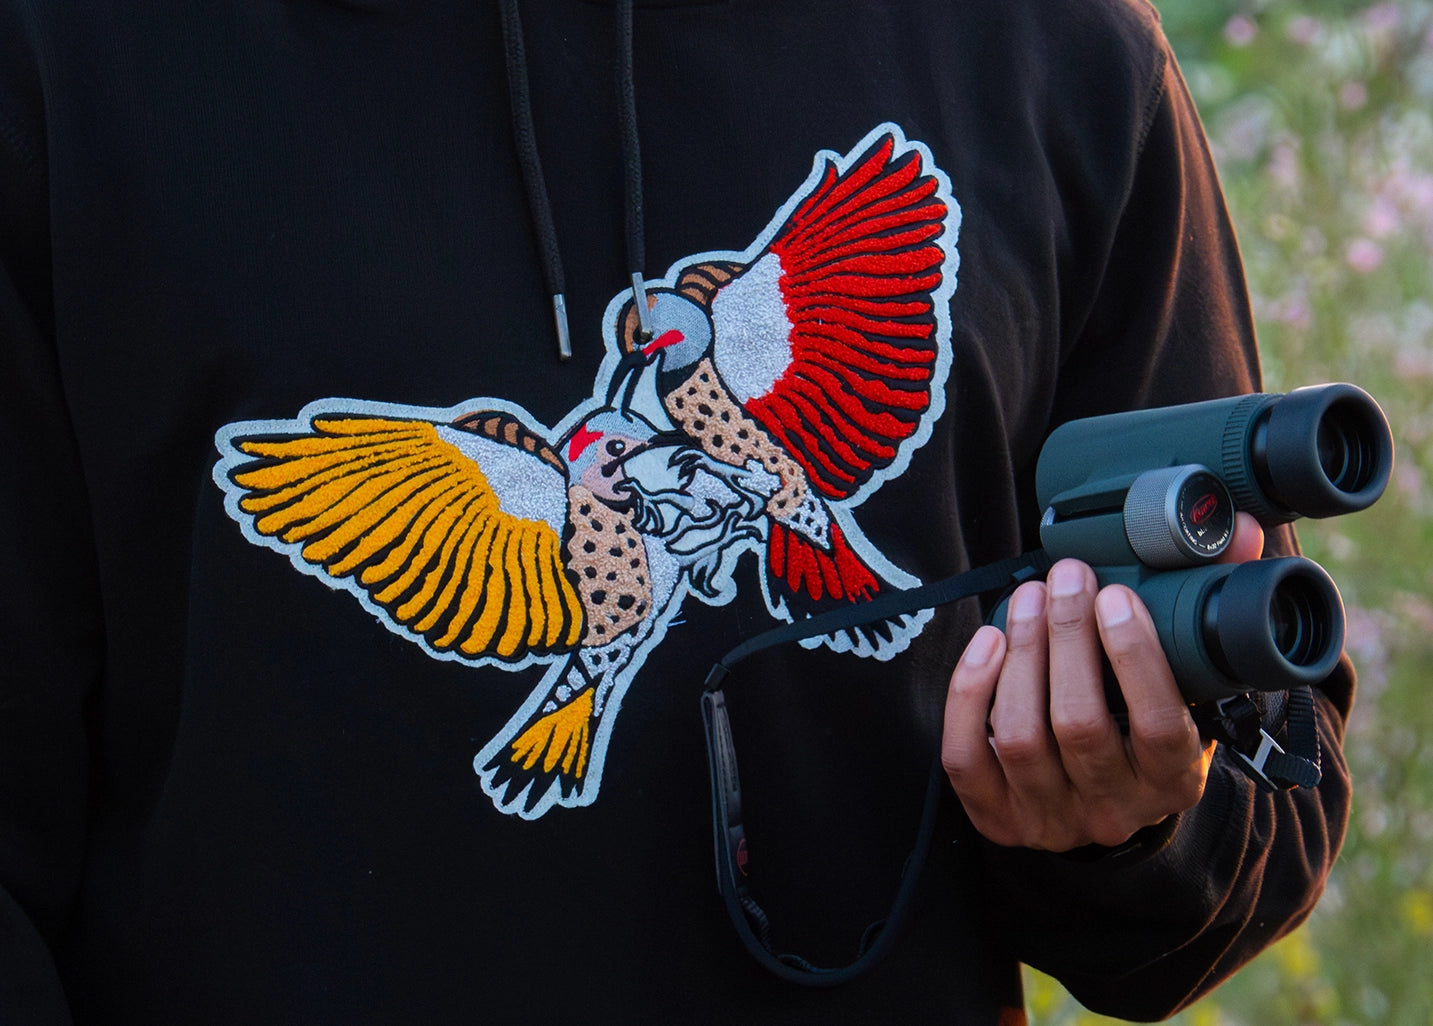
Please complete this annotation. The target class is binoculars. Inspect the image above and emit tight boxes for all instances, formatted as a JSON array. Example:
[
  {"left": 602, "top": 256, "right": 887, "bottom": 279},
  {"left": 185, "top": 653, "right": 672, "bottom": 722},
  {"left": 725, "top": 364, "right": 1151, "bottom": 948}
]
[{"left": 991, "top": 383, "right": 1393, "bottom": 704}]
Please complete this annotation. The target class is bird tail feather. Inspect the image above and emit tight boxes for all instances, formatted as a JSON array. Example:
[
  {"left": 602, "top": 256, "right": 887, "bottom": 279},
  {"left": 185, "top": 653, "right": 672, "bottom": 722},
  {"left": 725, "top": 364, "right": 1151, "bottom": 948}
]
[
  {"left": 767, "top": 522, "right": 916, "bottom": 659},
  {"left": 478, "top": 686, "right": 596, "bottom": 816}
]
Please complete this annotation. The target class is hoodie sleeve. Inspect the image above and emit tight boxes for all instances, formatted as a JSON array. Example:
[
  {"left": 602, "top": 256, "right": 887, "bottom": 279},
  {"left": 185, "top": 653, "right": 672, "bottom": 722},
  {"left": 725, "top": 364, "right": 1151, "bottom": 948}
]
[
  {"left": 976, "top": 16, "right": 1354, "bottom": 1021},
  {"left": 0, "top": 9, "right": 98, "bottom": 1023}
]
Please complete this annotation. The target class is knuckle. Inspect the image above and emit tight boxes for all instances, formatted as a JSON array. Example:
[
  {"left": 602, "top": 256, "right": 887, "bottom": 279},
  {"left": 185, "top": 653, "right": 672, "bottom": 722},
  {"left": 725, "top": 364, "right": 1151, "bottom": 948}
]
[
  {"left": 1035, "top": 818, "right": 1083, "bottom": 853},
  {"left": 1082, "top": 798, "right": 1158, "bottom": 848},
  {"left": 940, "top": 740, "right": 976, "bottom": 780},
  {"left": 974, "top": 820, "right": 1023, "bottom": 848},
  {"left": 1102, "top": 629, "right": 1147, "bottom": 666},
  {"left": 948, "top": 669, "right": 991, "bottom": 703},
  {"left": 1003, "top": 615, "right": 1045, "bottom": 651},
  {"left": 1046, "top": 608, "right": 1091, "bottom": 640},
  {"left": 1088, "top": 815, "right": 1139, "bottom": 849},
  {"left": 1168, "top": 766, "right": 1208, "bottom": 808},
  {"left": 1137, "top": 709, "right": 1200, "bottom": 754},
  {"left": 955, "top": 798, "right": 1022, "bottom": 848},
  {"left": 990, "top": 728, "right": 1048, "bottom": 769},
  {"left": 1052, "top": 713, "right": 1112, "bottom": 755}
]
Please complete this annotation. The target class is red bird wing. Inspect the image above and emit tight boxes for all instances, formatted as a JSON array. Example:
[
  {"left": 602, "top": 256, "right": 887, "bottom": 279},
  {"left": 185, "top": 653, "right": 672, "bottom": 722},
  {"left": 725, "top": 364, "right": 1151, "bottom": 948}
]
[{"left": 733, "top": 133, "right": 953, "bottom": 502}]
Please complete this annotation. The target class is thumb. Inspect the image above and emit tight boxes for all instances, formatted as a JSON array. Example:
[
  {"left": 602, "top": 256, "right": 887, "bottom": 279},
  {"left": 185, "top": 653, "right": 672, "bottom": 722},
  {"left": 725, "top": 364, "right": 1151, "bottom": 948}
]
[{"left": 1218, "top": 511, "right": 1265, "bottom": 564}]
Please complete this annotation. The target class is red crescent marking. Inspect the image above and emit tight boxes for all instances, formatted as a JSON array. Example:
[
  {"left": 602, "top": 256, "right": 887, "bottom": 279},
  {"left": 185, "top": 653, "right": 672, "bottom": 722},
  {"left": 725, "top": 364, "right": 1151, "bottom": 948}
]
[
  {"left": 642, "top": 329, "right": 685, "bottom": 356},
  {"left": 567, "top": 423, "right": 603, "bottom": 463}
]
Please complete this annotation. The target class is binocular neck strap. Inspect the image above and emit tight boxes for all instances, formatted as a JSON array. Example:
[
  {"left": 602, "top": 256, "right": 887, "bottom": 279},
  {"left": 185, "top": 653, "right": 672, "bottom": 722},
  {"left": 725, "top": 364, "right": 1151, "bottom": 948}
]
[
  {"left": 1197, "top": 688, "right": 1323, "bottom": 791},
  {"left": 704, "top": 550, "right": 1053, "bottom": 692},
  {"left": 702, "top": 689, "right": 944, "bottom": 986},
  {"left": 701, "top": 550, "right": 1052, "bottom": 986}
]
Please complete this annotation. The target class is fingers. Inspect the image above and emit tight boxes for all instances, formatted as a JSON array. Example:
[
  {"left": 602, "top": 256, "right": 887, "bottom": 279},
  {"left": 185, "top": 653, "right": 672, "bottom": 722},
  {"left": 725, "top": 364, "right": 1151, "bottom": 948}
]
[
  {"left": 1108, "top": 507, "right": 1253, "bottom": 796},
  {"left": 1043, "top": 561, "right": 1126, "bottom": 790},
  {"left": 1096, "top": 585, "right": 1209, "bottom": 806},
  {"left": 940, "top": 625, "right": 1009, "bottom": 832},
  {"left": 942, "top": 560, "right": 1214, "bottom": 851},
  {"left": 988, "top": 581, "right": 1061, "bottom": 789}
]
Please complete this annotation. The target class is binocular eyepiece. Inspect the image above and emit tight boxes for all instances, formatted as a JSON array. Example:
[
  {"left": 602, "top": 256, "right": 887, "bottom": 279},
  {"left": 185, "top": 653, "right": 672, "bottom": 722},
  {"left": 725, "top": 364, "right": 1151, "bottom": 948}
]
[{"left": 992, "top": 383, "right": 1392, "bottom": 704}]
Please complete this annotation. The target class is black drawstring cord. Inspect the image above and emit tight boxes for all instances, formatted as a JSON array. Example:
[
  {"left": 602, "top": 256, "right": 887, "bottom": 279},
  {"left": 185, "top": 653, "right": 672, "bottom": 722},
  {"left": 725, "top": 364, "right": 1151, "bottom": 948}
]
[
  {"left": 499, "top": 0, "right": 571, "bottom": 360},
  {"left": 499, "top": 0, "right": 652, "bottom": 361},
  {"left": 615, "top": 0, "right": 654, "bottom": 340}
]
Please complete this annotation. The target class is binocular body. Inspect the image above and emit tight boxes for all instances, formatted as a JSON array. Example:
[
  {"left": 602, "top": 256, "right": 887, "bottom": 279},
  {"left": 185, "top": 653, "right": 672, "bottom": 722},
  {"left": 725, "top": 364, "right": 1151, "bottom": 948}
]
[
  {"left": 990, "top": 556, "right": 1342, "bottom": 704},
  {"left": 991, "top": 383, "right": 1392, "bottom": 704}
]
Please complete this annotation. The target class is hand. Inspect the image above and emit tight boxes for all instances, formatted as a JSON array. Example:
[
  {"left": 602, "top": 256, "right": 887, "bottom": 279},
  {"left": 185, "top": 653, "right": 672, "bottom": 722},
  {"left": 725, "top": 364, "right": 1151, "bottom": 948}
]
[{"left": 941, "top": 513, "right": 1266, "bottom": 851}]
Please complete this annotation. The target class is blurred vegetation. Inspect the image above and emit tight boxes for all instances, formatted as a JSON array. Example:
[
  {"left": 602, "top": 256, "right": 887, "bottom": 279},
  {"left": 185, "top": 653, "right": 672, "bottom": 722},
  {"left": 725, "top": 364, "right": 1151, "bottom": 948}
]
[{"left": 1026, "top": 1, "right": 1433, "bottom": 1023}]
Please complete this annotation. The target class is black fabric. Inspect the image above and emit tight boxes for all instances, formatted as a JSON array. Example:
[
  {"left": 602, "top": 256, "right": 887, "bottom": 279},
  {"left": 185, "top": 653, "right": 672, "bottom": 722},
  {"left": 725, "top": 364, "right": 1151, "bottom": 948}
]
[
  {"left": 703, "top": 686, "right": 947, "bottom": 986},
  {"left": 0, "top": 1, "right": 1353, "bottom": 1023}
]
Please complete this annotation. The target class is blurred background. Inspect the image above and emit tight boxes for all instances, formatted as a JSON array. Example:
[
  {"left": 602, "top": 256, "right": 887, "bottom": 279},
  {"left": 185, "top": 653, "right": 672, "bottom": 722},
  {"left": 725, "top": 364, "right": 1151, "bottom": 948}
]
[{"left": 1026, "top": 1, "right": 1433, "bottom": 1023}]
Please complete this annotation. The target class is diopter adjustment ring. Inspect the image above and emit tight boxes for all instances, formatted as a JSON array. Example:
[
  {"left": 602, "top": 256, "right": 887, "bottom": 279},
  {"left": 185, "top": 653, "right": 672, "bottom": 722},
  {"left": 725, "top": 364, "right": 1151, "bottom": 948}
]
[{"left": 1123, "top": 465, "right": 1235, "bottom": 569}]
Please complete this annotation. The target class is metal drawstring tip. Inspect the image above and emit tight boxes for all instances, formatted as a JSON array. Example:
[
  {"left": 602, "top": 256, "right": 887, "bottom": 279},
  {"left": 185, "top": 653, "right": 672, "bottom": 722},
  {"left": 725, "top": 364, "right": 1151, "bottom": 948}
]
[
  {"left": 552, "top": 294, "right": 572, "bottom": 362},
  {"left": 630, "top": 271, "right": 654, "bottom": 341}
]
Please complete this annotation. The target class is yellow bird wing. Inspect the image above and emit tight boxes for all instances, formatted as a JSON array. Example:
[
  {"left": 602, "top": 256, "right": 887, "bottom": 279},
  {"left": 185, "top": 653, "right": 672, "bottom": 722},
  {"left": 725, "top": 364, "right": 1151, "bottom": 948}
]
[{"left": 226, "top": 413, "right": 584, "bottom": 662}]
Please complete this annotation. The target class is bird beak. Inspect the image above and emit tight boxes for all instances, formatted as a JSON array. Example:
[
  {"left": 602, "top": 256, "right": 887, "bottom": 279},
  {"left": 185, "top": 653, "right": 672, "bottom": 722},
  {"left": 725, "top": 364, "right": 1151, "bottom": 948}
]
[{"left": 604, "top": 350, "right": 646, "bottom": 408}]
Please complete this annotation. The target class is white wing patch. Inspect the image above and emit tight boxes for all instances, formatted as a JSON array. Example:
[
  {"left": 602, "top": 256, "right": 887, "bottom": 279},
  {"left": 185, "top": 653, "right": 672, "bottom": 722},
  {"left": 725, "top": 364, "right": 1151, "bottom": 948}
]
[{"left": 710, "top": 253, "right": 794, "bottom": 404}]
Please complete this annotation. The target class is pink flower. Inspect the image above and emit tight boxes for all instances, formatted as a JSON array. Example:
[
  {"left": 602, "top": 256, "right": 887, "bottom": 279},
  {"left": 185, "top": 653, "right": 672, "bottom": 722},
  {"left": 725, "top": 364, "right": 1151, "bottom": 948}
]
[
  {"left": 1363, "top": 196, "right": 1401, "bottom": 239},
  {"left": 1340, "top": 81, "right": 1369, "bottom": 109},
  {"left": 1287, "top": 16, "right": 1323, "bottom": 46},
  {"left": 1267, "top": 140, "right": 1301, "bottom": 190},
  {"left": 1224, "top": 15, "right": 1259, "bottom": 47},
  {"left": 1361, "top": 2, "right": 1401, "bottom": 36},
  {"left": 1345, "top": 237, "right": 1386, "bottom": 273}
]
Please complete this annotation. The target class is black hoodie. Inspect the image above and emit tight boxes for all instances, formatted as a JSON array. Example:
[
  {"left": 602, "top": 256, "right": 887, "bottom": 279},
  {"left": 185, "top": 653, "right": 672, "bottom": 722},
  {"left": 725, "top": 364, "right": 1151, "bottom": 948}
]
[{"left": 0, "top": 1, "right": 1350, "bottom": 1022}]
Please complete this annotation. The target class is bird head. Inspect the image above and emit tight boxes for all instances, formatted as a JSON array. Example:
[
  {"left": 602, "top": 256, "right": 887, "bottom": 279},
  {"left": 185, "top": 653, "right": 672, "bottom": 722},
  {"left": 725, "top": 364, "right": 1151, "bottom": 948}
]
[
  {"left": 561, "top": 408, "right": 668, "bottom": 508},
  {"left": 617, "top": 288, "right": 713, "bottom": 375}
]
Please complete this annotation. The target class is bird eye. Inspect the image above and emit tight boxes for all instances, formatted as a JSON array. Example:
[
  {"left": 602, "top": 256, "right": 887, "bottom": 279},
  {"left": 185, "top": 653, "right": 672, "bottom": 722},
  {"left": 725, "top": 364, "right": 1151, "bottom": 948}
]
[{"left": 607, "top": 439, "right": 626, "bottom": 456}]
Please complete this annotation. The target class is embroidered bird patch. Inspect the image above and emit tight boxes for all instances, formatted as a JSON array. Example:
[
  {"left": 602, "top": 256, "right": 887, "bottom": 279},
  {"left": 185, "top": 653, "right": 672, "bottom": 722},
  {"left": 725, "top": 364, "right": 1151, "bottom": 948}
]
[{"left": 214, "top": 123, "right": 962, "bottom": 818}]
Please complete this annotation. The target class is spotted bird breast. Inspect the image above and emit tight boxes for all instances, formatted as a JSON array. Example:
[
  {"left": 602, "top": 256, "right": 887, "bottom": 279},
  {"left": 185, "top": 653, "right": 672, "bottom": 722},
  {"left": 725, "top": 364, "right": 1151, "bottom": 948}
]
[
  {"left": 662, "top": 357, "right": 814, "bottom": 526},
  {"left": 565, "top": 484, "right": 653, "bottom": 647}
]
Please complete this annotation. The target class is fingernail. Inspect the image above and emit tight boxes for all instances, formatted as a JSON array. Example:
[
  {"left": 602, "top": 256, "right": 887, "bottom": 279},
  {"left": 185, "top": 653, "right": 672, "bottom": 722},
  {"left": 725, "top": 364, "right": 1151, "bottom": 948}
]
[
  {"left": 1010, "top": 584, "right": 1045, "bottom": 622},
  {"left": 963, "top": 626, "right": 1000, "bottom": 667},
  {"left": 1048, "top": 562, "right": 1085, "bottom": 599},
  {"left": 1097, "top": 587, "right": 1133, "bottom": 627}
]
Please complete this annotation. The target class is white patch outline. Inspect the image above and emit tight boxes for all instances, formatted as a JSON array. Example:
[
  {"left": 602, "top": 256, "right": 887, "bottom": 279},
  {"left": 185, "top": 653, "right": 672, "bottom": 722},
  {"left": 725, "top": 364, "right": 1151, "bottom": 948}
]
[{"left": 212, "top": 122, "right": 962, "bottom": 817}]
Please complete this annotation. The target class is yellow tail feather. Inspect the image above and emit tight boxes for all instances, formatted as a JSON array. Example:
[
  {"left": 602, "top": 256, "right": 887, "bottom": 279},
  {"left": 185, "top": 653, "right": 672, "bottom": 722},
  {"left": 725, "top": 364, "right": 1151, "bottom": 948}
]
[{"left": 509, "top": 688, "right": 595, "bottom": 780}]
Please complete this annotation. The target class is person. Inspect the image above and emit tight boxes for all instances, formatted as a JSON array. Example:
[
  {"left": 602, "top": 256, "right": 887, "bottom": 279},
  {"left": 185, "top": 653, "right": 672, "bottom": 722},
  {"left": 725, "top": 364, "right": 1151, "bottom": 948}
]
[{"left": 0, "top": 0, "right": 1352, "bottom": 1022}]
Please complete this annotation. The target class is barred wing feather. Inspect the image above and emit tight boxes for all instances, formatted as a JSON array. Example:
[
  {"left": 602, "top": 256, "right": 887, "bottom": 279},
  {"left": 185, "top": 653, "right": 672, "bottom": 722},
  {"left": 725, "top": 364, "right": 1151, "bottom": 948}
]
[
  {"left": 229, "top": 416, "right": 584, "bottom": 661},
  {"left": 742, "top": 134, "right": 949, "bottom": 502}
]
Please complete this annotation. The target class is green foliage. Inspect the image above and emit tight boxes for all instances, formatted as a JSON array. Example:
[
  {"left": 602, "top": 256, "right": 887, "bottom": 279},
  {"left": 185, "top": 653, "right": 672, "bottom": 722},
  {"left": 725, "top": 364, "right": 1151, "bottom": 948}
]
[{"left": 1028, "top": 2, "right": 1433, "bottom": 1022}]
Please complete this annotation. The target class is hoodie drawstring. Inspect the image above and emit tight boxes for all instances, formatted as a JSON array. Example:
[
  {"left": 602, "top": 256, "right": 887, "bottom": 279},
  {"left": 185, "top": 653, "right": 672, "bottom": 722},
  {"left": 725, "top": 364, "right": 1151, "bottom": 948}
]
[
  {"left": 615, "top": 0, "right": 655, "bottom": 341},
  {"left": 497, "top": 0, "right": 569, "bottom": 360},
  {"left": 499, "top": 0, "right": 651, "bottom": 361}
]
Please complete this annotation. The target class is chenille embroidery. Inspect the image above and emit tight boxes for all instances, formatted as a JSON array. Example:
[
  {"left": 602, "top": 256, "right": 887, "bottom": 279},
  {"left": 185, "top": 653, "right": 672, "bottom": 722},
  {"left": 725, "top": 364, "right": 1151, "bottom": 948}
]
[
  {"left": 566, "top": 483, "right": 652, "bottom": 643},
  {"left": 214, "top": 123, "right": 961, "bottom": 818},
  {"left": 665, "top": 357, "right": 814, "bottom": 525}
]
